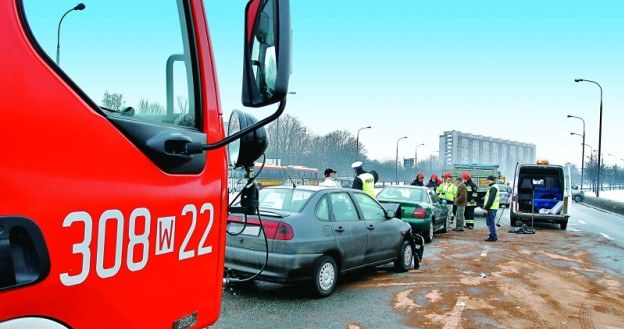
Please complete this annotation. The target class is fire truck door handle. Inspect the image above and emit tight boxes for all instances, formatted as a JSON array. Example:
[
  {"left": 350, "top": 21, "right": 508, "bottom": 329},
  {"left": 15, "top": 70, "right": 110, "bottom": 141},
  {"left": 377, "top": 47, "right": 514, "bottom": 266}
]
[
  {"left": 146, "top": 132, "right": 194, "bottom": 161},
  {"left": 0, "top": 217, "right": 50, "bottom": 291}
]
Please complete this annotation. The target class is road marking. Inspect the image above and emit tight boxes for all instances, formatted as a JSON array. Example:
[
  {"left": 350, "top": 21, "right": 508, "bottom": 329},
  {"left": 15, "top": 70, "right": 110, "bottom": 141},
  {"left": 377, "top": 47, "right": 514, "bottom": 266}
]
[
  {"left": 480, "top": 246, "right": 490, "bottom": 257},
  {"left": 578, "top": 220, "right": 587, "bottom": 225},
  {"left": 568, "top": 228, "right": 583, "bottom": 232},
  {"left": 600, "top": 233, "right": 614, "bottom": 240},
  {"left": 443, "top": 296, "right": 469, "bottom": 329}
]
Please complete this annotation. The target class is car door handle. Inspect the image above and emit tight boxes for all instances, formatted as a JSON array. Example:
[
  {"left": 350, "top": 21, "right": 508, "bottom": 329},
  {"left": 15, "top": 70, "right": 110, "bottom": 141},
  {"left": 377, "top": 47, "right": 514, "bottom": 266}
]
[
  {"left": 334, "top": 226, "right": 345, "bottom": 233},
  {"left": 367, "top": 224, "right": 375, "bottom": 230}
]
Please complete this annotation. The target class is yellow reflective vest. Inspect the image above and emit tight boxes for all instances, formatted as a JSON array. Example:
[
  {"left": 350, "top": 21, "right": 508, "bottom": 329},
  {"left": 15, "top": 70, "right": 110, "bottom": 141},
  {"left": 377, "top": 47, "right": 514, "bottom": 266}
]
[
  {"left": 358, "top": 172, "right": 375, "bottom": 198},
  {"left": 436, "top": 182, "right": 457, "bottom": 201},
  {"left": 484, "top": 184, "right": 501, "bottom": 210}
]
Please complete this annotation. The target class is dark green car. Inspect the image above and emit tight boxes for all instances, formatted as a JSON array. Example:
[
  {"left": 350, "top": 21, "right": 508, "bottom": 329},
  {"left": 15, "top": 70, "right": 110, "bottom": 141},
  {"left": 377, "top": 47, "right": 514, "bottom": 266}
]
[{"left": 377, "top": 186, "right": 450, "bottom": 243}]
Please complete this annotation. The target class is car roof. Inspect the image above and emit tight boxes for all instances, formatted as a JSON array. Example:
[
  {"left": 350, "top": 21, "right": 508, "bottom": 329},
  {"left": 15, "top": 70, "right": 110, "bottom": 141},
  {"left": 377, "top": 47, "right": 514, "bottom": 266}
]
[
  {"left": 264, "top": 185, "right": 349, "bottom": 192},
  {"left": 380, "top": 185, "right": 429, "bottom": 190}
]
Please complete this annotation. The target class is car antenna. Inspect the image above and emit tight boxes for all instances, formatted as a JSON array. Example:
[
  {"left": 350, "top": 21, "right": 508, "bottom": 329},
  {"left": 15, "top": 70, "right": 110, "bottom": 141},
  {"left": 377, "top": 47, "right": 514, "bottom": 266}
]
[{"left": 278, "top": 163, "right": 297, "bottom": 189}]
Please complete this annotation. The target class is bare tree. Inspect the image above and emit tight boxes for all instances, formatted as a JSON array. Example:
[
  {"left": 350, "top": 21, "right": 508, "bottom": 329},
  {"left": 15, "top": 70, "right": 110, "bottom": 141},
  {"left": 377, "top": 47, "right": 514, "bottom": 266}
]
[
  {"left": 137, "top": 99, "right": 165, "bottom": 115},
  {"left": 102, "top": 90, "right": 125, "bottom": 111}
]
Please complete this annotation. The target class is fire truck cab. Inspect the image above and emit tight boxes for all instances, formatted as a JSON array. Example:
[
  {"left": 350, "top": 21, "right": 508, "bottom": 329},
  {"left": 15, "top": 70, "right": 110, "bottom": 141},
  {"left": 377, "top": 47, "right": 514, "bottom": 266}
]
[{"left": 0, "top": 0, "right": 290, "bottom": 328}]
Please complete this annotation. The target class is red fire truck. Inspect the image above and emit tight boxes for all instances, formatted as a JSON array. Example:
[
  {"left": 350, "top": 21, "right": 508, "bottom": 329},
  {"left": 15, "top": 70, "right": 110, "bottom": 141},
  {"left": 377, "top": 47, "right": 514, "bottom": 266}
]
[{"left": 0, "top": 0, "right": 291, "bottom": 328}]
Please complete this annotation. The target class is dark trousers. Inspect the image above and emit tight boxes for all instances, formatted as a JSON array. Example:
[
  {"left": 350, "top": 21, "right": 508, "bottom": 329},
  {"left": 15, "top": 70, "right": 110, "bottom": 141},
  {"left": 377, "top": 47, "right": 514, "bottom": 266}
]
[
  {"left": 486, "top": 209, "right": 498, "bottom": 240},
  {"left": 465, "top": 206, "right": 475, "bottom": 227}
]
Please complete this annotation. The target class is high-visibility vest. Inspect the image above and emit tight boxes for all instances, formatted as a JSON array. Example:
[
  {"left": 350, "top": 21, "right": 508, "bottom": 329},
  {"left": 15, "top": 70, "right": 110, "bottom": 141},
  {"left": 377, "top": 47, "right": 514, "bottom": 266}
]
[
  {"left": 484, "top": 184, "right": 501, "bottom": 210},
  {"left": 358, "top": 172, "right": 375, "bottom": 197},
  {"left": 437, "top": 182, "right": 456, "bottom": 201}
]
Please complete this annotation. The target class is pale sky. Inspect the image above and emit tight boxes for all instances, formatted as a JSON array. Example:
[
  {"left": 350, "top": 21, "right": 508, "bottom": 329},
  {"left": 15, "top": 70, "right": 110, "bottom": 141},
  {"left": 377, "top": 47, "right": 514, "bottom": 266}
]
[
  {"left": 207, "top": 0, "right": 624, "bottom": 167},
  {"left": 24, "top": 1, "right": 624, "bottom": 168}
]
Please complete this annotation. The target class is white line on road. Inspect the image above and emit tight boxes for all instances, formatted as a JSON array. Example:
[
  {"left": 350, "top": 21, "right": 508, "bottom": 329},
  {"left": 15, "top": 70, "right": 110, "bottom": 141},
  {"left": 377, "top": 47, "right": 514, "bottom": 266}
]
[
  {"left": 600, "top": 233, "right": 614, "bottom": 240},
  {"left": 443, "top": 296, "right": 469, "bottom": 329},
  {"left": 578, "top": 220, "right": 587, "bottom": 225},
  {"left": 480, "top": 246, "right": 490, "bottom": 257},
  {"left": 568, "top": 228, "right": 583, "bottom": 232}
]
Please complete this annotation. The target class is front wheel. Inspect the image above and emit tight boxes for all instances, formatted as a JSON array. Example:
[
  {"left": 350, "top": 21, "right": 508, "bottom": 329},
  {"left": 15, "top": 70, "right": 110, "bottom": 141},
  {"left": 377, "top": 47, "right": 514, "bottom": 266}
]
[
  {"left": 441, "top": 214, "right": 450, "bottom": 233},
  {"left": 312, "top": 256, "right": 338, "bottom": 297},
  {"left": 560, "top": 220, "right": 568, "bottom": 230},
  {"left": 573, "top": 195, "right": 583, "bottom": 202},
  {"left": 394, "top": 241, "right": 413, "bottom": 272},
  {"left": 423, "top": 220, "right": 434, "bottom": 243}
]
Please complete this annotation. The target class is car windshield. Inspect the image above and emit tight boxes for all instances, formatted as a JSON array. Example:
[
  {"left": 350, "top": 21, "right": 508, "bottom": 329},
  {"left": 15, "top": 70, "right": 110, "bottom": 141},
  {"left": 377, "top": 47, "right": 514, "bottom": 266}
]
[
  {"left": 377, "top": 187, "right": 427, "bottom": 203},
  {"left": 258, "top": 188, "right": 315, "bottom": 212}
]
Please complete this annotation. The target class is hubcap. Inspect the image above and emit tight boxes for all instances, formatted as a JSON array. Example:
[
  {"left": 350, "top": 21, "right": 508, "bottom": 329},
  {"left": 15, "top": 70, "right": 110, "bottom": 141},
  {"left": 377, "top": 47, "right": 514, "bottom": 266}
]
[
  {"left": 403, "top": 246, "right": 413, "bottom": 267},
  {"left": 318, "top": 262, "right": 335, "bottom": 291},
  {"left": 429, "top": 222, "right": 434, "bottom": 240}
]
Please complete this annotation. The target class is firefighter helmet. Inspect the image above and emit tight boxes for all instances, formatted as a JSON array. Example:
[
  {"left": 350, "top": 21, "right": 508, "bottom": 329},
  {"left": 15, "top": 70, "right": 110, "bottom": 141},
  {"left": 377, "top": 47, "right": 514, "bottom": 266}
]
[{"left": 461, "top": 172, "right": 471, "bottom": 180}]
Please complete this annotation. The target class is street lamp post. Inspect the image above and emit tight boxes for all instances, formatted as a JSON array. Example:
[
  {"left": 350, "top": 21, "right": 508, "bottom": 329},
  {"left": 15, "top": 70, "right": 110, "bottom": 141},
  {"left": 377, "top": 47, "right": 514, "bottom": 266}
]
[
  {"left": 414, "top": 143, "right": 424, "bottom": 177},
  {"left": 567, "top": 115, "right": 586, "bottom": 190},
  {"left": 575, "top": 78, "right": 604, "bottom": 197},
  {"left": 356, "top": 126, "right": 371, "bottom": 161},
  {"left": 395, "top": 136, "right": 407, "bottom": 185},
  {"left": 56, "top": 3, "right": 86, "bottom": 66}
]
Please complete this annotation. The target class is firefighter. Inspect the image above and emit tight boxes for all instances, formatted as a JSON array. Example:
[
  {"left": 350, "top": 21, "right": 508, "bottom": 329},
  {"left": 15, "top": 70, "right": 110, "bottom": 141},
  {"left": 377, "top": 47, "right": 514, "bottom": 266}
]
[
  {"left": 437, "top": 172, "right": 457, "bottom": 222},
  {"left": 463, "top": 172, "right": 478, "bottom": 229},
  {"left": 351, "top": 161, "right": 375, "bottom": 197},
  {"left": 411, "top": 173, "right": 425, "bottom": 186}
]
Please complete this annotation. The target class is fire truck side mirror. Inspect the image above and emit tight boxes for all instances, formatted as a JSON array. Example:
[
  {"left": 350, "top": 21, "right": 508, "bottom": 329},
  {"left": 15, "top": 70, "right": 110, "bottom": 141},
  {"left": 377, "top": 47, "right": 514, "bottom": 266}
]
[
  {"left": 242, "top": 0, "right": 291, "bottom": 107},
  {"left": 227, "top": 110, "right": 268, "bottom": 169}
]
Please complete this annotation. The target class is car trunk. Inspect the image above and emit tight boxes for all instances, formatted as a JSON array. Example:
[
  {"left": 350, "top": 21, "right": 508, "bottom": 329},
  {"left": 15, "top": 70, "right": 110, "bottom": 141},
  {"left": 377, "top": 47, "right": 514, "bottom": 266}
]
[{"left": 226, "top": 210, "right": 291, "bottom": 252}]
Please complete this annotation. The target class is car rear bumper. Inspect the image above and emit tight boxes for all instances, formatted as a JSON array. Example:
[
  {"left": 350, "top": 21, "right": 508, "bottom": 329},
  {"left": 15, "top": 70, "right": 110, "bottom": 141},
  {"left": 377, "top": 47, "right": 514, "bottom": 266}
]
[{"left": 225, "top": 246, "right": 322, "bottom": 283}]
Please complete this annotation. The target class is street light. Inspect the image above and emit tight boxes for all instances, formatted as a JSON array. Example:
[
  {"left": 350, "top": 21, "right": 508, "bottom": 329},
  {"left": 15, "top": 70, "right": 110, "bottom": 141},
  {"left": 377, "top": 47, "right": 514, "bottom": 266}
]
[
  {"left": 414, "top": 143, "right": 424, "bottom": 176},
  {"left": 575, "top": 78, "right": 604, "bottom": 196},
  {"left": 56, "top": 3, "right": 86, "bottom": 66},
  {"left": 356, "top": 126, "right": 372, "bottom": 161},
  {"left": 567, "top": 115, "right": 586, "bottom": 190},
  {"left": 395, "top": 136, "right": 407, "bottom": 185}
]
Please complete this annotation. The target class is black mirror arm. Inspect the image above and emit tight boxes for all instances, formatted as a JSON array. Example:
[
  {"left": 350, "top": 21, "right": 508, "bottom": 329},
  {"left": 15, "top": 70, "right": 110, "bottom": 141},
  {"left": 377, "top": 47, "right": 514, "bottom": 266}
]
[{"left": 184, "top": 98, "right": 286, "bottom": 155}]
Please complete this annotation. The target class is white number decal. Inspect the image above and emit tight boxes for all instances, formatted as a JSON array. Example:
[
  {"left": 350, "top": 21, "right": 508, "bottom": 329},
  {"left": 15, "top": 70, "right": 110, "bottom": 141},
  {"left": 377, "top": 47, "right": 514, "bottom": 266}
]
[
  {"left": 179, "top": 204, "right": 197, "bottom": 260},
  {"left": 127, "top": 207, "right": 151, "bottom": 272},
  {"left": 96, "top": 210, "right": 124, "bottom": 279},
  {"left": 60, "top": 211, "right": 93, "bottom": 286},
  {"left": 198, "top": 203, "right": 214, "bottom": 255}
]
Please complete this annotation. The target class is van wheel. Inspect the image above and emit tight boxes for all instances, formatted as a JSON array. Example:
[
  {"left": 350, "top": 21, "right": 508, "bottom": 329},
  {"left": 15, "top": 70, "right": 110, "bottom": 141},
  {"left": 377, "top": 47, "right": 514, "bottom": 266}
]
[
  {"left": 394, "top": 241, "right": 413, "bottom": 272},
  {"left": 312, "top": 256, "right": 337, "bottom": 297},
  {"left": 424, "top": 220, "right": 434, "bottom": 243},
  {"left": 573, "top": 195, "right": 583, "bottom": 202},
  {"left": 560, "top": 220, "right": 568, "bottom": 230}
]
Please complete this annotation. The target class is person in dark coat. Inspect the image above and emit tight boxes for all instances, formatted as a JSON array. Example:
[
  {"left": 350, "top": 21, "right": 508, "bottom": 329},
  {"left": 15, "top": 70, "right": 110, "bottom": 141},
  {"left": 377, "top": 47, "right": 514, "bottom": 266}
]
[
  {"left": 411, "top": 173, "right": 425, "bottom": 186},
  {"left": 426, "top": 174, "right": 441, "bottom": 189}
]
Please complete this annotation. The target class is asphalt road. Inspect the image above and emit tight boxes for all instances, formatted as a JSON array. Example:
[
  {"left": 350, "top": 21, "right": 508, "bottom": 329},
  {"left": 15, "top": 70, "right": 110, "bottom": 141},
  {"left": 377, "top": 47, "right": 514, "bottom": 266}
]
[{"left": 214, "top": 204, "right": 624, "bottom": 329}]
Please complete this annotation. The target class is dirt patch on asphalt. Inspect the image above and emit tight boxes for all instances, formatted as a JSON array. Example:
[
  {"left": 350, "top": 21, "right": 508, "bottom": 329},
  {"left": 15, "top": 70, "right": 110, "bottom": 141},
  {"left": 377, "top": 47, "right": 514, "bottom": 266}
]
[{"left": 350, "top": 227, "right": 624, "bottom": 328}]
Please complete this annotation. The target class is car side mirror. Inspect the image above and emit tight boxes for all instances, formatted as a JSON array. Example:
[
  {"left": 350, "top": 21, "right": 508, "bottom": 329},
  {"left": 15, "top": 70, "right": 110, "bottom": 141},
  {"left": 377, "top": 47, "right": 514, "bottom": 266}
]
[
  {"left": 385, "top": 209, "right": 396, "bottom": 218},
  {"left": 242, "top": 0, "right": 291, "bottom": 107}
]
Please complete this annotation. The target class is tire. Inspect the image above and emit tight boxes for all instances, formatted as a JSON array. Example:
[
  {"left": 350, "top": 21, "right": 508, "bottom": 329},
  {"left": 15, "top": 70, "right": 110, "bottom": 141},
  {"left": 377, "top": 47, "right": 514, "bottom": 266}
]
[
  {"left": 394, "top": 241, "right": 413, "bottom": 272},
  {"left": 423, "top": 220, "right": 434, "bottom": 243},
  {"left": 573, "top": 195, "right": 582, "bottom": 202},
  {"left": 441, "top": 214, "right": 450, "bottom": 233},
  {"left": 312, "top": 256, "right": 338, "bottom": 297},
  {"left": 510, "top": 217, "right": 518, "bottom": 227},
  {"left": 560, "top": 220, "right": 568, "bottom": 230}
]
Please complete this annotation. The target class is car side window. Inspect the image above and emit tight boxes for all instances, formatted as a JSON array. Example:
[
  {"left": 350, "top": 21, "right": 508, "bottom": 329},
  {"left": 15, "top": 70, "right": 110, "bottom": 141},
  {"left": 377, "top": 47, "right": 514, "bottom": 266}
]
[
  {"left": 353, "top": 193, "right": 386, "bottom": 221},
  {"left": 330, "top": 193, "right": 359, "bottom": 222},
  {"left": 315, "top": 196, "right": 330, "bottom": 222}
]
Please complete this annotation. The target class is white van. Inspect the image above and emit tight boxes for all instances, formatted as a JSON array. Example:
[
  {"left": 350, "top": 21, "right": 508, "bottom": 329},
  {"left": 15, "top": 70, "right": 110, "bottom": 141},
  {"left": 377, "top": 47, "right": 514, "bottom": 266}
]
[{"left": 510, "top": 161, "right": 572, "bottom": 230}]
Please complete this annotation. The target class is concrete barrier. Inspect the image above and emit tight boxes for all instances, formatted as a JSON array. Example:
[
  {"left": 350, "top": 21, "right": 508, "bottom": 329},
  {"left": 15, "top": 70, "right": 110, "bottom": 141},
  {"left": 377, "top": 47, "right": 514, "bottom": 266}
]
[{"left": 581, "top": 196, "right": 624, "bottom": 216}]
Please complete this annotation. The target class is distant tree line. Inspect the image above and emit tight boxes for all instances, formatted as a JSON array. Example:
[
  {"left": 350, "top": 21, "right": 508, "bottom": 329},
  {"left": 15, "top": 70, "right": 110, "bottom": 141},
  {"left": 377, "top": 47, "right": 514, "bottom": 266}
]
[{"left": 263, "top": 114, "right": 442, "bottom": 184}]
